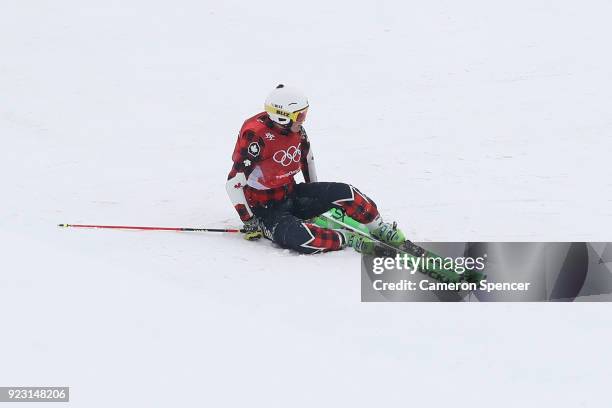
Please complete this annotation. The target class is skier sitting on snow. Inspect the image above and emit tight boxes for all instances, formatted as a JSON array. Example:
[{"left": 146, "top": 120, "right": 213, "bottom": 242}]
[{"left": 225, "top": 84, "right": 406, "bottom": 254}]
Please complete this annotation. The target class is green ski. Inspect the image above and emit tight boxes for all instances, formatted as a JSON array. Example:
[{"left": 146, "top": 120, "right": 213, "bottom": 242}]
[{"left": 312, "top": 208, "right": 485, "bottom": 284}]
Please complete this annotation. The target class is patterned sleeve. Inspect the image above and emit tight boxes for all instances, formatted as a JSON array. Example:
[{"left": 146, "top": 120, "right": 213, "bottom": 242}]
[
  {"left": 300, "top": 127, "right": 318, "bottom": 183},
  {"left": 225, "top": 130, "right": 258, "bottom": 221}
]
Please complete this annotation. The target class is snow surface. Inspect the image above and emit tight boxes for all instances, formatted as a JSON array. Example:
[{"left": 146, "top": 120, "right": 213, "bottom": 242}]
[{"left": 2, "top": 0, "right": 612, "bottom": 406}]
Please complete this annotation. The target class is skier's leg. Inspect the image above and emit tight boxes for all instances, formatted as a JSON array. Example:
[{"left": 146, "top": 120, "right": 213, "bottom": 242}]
[
  {"left": 270, "top": 215, "right": 345, "bottom": 254},
  {"left": 254, "top": 200, "right": 345, "bottom": 254},
  {"left": 293, "top": 182, "right": 406, "bottom": 247},
  {"left": 293, "top": 182, "right": 379, "bottom": 224}
]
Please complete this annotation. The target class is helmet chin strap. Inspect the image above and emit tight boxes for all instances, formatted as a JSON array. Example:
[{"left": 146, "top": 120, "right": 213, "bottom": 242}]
[
  {"left": 265, "top": 113, "right": 296, "bottom": 135},
  {"left": 270, "top": 118, "right": 292, "bottom": 135},
  {"left": 280, "top": 121, "right": 292, "bottom": 135}
]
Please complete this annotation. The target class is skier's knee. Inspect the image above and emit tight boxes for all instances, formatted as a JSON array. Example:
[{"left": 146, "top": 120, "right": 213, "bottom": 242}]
[
  {"left": 273, "top": 217, "right": 342, "bottom": 254},
  {"left": 273, "top": 218, "right": 313, "bottom": 254},
  {"left": 336, "top": 185, "right": 379, "bottom": 224}
]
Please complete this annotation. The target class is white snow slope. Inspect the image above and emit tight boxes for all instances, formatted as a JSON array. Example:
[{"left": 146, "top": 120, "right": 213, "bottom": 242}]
[{"left": 2, "top": 1, "right": 612, "bottom": 406}]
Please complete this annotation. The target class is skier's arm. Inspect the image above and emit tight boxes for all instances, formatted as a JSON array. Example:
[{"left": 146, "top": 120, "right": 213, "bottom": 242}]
[
  {"left": 226, "top": 132, "right": 255, "bottom": 221},
  {"left": 300, "top": 127, "right": 318, "bottom": 183},
  {"left": 226, "top": 172, "right": 253, "bottom": 221}
]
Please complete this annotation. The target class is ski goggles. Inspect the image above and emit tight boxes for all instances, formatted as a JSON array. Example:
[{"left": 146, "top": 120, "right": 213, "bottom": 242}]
[
  {"left": 291, "top": 107, "right": 308, "bottom": 123},
  {"left": 265, "top": 105, "right": 309, "bottom": 122}
]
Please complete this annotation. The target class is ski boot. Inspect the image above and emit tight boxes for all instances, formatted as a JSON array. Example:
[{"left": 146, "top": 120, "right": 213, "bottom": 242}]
[
  {"left": 342, "top": 230, "right": 401, "bottom": 257},
  {"left": 370, "top": 219, "right": 406, "bottom": 248},
  {"left": 341, "top": 230, "right": 377, "bottom": 255}
]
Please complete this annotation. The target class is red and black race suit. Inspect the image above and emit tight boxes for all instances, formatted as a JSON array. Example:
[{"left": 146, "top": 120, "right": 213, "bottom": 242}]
[
  {"left": 227, "top": 112, "right": 313, "bottom": 209},
  {"left": 227, "top": 112, "right": 380, "bottom": 254}
]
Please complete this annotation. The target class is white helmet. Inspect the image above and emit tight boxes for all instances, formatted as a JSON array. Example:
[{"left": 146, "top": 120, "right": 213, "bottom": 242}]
[{"left": 264, "top": 84, "right": 309, "bottom": 126}]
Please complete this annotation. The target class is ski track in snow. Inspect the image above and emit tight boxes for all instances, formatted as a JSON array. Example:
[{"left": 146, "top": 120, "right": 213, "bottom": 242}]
[{"left": 1, "top": 1, "right": 612, "bottom": 406}]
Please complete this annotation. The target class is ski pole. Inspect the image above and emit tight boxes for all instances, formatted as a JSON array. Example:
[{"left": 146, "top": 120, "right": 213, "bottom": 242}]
[{"left": 58, "top": 223, "right": 245, "bottom": 233}]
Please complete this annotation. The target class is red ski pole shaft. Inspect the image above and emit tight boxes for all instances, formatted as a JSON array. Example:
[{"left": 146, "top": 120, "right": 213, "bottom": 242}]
[{"left": 58, "top": 223, "right": 245, "bottom": 233}]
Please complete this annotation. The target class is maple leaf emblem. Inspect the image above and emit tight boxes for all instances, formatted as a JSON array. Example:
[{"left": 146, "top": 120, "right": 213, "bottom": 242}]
[{"left": 247, "top": 142, "right": 260, "bottom": 157}]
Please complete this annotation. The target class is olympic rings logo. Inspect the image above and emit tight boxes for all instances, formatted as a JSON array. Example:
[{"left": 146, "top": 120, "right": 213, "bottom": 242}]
[{"left": 273, "top": 145, "right": 301, "bottom": 167}]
